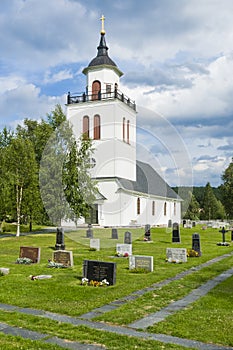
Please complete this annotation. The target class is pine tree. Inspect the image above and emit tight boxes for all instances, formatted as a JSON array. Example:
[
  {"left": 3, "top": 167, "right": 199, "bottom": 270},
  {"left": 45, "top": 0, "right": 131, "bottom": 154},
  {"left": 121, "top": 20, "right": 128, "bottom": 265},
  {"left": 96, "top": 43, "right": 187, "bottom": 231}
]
[{"left": 221, "top": 158, "right": 233, "bottom": 219}]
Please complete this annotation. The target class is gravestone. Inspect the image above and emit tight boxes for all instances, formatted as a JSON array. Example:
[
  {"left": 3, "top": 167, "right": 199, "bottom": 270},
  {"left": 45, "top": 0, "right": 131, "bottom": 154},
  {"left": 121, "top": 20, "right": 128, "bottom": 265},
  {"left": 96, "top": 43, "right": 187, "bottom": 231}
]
[
  {"left": 144, "top": 224, "right": 151, "bottom": 240},
  {"left": 55, "top": 227, "right": 65, "bottom": 250},
  {"left": 219, "top": 227, "right": 227, "bottom": 243},
  {"left": 90, "top": 238, "right": 100, "bottom": 251},
  {"left": 86, "top": 224, "right": 93, "bottom": 238},
  {"left": 182, "top": 219, "right": 186, "bottom": 227},
  {"left": 172, "top": 222, "right": 180, "bottom": 243},
  {"left": 168, "top": 219, "right": 172, "bottom": 228},
  {"left": 116, "top": 243, "right": 132, "bottom": 256},
  {"left": 166, "top": 248, "right": 187, "bottom": 263},
  {"left": 124, "top": 231, "right": 132, "bottom": 244},
  {"left": 129, "top": 255, "right": 153, "bottom": 272},
  {"left": 192, "top": 233, "right": 201, "bottom": 256},
  {"left": 111, "top": 228, "right": 118, "bottom": 239},
  {"left": 53, "top": 250, "right": 73, "bottom": 267},
  {"left": 19, "top": 247, "right": 40, "bottom": 263},
  {"left": 83, "top": 260, "right": 116, "bottom": 285},
  {"left": 192, "top": 221, "right": 196, "bottom": 227}
]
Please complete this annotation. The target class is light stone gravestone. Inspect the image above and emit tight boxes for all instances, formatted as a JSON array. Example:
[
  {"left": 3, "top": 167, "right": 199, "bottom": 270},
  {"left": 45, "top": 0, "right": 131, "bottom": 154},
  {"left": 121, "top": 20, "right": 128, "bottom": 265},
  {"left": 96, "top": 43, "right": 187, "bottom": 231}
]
[
  {"left": 166, "top": 248, "right": 187, "bottom": 263},
  {"left": 90, "top": 238, "right": 100, "bottom": 251},
  {"left": 19, "top": 247, "right": 41, "bottom": 263},
  {"left": 116, "top": 243, "right": 132, "bottom": 256},
  {"left": 53, "top": 250, "right": 73, "bottom": 267},
  {"left": 129, "top": 255, "right": 153, "bottom": 272},
  {"left": 86, "top": 224, "right": 93, "bottom": 238}
]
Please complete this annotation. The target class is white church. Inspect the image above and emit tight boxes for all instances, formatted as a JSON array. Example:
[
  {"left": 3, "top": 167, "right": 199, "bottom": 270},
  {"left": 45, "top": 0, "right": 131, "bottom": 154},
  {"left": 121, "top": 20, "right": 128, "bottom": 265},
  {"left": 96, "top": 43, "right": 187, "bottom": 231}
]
[{"left": 66, "top": 17, "right": 181, "bottom": 227}]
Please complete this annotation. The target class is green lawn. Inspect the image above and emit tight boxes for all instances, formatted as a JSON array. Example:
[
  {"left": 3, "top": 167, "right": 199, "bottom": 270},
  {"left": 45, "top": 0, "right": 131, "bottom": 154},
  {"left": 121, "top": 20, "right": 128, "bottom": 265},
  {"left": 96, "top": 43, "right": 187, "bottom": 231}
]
[{"left": 0, "top": 225, "right": 232, "bottom": 349}]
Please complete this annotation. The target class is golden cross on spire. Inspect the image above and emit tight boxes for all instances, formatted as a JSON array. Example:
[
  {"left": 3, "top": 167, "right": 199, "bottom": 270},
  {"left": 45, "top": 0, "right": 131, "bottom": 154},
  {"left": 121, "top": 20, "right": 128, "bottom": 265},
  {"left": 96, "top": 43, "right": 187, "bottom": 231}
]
[{"left": 100, "top": 14, "right": 105, "bottom": 34}]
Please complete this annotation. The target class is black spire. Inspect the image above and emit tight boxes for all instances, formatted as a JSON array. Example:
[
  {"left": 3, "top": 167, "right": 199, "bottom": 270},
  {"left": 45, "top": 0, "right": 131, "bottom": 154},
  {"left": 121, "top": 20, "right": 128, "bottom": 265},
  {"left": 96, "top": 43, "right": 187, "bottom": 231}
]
[{"left": 88, "top": 32, "right": 117, "bottom": 68}]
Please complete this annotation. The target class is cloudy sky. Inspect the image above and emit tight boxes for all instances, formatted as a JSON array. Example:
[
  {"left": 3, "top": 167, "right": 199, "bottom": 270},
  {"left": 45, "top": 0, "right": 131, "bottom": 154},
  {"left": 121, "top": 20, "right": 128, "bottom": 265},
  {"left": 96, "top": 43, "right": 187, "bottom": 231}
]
[{"left": 1, "top": 0, "right": 233, "bottom": 187}]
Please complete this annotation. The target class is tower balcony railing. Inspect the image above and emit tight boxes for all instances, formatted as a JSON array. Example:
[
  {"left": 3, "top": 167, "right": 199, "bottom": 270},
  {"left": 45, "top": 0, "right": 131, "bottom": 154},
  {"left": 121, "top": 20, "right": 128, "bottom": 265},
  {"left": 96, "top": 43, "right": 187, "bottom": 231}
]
[{"left": 67, "top": 89, "right": 136, "bottom": 111}]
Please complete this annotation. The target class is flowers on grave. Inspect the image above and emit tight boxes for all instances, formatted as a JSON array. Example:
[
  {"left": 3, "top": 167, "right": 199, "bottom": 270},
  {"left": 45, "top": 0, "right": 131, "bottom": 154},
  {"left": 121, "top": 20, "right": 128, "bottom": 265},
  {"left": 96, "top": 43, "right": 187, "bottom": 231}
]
[
  {"left": 217, "top": 242, "right": 230, "bottom": 246},
  {"left": 187, "top": 249, "right": 199, "bottom": 257},
  {"left": 166, "top": 257, "right": 182, "bottom": 264},
  {"left": 115, "top": 251, "right": 129, "bottom": 257},
  {"left": 81, "top": 277, "right": 109, "bottom": 287},
  {"left": 47, "top": 260, "right": 67, "bottom": 268},
  {"left": 16, "top": 257, "right": 32, "bottom": 264}
]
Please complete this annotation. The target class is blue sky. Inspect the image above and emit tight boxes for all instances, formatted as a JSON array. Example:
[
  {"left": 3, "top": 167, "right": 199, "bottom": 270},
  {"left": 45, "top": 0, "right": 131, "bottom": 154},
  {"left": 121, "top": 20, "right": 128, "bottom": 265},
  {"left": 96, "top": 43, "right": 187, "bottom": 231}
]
[{"left": 1, "top": 0, "right": 233, "bottom": 187}]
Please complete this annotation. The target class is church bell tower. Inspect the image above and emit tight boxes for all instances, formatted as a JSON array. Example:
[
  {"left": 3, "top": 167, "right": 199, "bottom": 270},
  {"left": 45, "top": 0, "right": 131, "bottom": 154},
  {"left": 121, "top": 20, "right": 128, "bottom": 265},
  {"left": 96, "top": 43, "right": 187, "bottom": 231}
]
[{"left": 66, "top": 16, "right": 137, "bottom": 181}]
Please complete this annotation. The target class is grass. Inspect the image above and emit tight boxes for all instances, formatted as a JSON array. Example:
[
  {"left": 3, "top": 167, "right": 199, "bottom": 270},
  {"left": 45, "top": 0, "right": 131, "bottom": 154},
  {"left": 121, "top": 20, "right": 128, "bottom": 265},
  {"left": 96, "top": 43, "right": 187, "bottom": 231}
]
[{"left": 0, "top": 225, "right": 232, "bottom": 349}]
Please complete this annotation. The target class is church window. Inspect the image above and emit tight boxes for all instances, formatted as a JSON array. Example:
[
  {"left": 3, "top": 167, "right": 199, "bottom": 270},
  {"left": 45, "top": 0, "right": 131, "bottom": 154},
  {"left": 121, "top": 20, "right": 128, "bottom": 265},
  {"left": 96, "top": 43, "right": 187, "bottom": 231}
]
[
  {"left": 92, "top": 80, "right": 101, "bottom": 100},
  {"left": 106, "top": 84, "right": 111, "bottom": 93},
  {"left": 164, "top": 202, "right": 167, "bottom": 216},
  {"left": 174, "top": 202, "right": 176, "bottom": 216},
  {"left": 137, "top": 197, "right": 140, "bottom": 215},
  {"left": 83, "top": 116, "right": 89, "bottom": 138},
  {"left": 94, "top": 115, "right": 101, "bottom": 140},
  {"left": 123, "top": 117, "right": 125, "bottom": 142},
  {"left": 152, "top": 201, "right": 155, "bottom": 216},
  {"left": 127, "top": 120, "right": 130, "bottom": 144}
]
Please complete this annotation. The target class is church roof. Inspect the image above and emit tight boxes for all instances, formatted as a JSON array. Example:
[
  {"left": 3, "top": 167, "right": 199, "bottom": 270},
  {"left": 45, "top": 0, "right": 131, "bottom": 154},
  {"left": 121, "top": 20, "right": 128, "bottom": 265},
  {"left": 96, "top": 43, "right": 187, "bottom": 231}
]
[
  {"left": 88, "top": 33, "right": 117, "bottom": 68},
  {"left": 117, "top": 160, "right": 181, "bottom": 200}
]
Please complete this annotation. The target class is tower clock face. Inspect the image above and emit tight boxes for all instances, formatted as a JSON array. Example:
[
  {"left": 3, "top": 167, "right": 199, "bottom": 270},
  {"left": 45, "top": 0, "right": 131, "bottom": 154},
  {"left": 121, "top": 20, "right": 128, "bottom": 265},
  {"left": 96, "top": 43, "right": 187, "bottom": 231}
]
[{"left": 90, "top": 158, "right": 96, "bottom": 168}]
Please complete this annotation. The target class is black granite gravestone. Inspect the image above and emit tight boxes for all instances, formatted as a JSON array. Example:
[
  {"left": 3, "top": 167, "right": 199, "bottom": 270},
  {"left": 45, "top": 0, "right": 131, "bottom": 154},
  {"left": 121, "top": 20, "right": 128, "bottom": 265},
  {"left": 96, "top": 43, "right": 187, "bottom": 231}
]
[
  {"left": 172, "top": 222, "right": 180, "bottom": 243},
  {"left": 111, "top": 228, "right": 118, "bottom": 239},
  {"left": 124, "top": 231, "right": 132, "bottom": 244},
  {"left": 144, "top": 224, "right": 151, "bottom": 241},
  {"left": 192, "top": 233, "right": 201, "bottom": 256},
  {"left": 86, "top": 224, "right": 93, "bottom": 238},
  {"left": 55, "top": 227, "right": 65, "bottom": 250},
  {"left": 83, "top": 260, "right": 116, "bottom": 285},
  {"left": 182, "top": 219, "right": 186, "bottom": 227},
  {"left": 192, "top": 221, "right": 196, "bottom": 227}
]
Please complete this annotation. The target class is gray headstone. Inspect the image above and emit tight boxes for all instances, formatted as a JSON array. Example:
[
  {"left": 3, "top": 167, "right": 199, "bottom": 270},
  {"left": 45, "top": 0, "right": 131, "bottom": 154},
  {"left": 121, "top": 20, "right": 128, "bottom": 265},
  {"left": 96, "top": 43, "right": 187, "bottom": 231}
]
[
  {"left": 124, "top": 231, "right": 132, "bottom": 244},
  {"left": 129, "top": 255, "right": 153, "bottom": 272},
  {"left": 86, "top": 224, "right": 93, "bottom": 238},
  {"left": 111, "top": 228, "right": 118, "bottom": 239},
  {"left": 168, "top": 219, "right": 172, "bottom": 228}
]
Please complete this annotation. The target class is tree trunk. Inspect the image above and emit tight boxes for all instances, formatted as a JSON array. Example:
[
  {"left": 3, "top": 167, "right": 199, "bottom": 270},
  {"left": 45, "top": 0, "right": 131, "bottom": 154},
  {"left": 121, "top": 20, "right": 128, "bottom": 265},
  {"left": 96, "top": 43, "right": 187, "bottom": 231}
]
[{"left": 16, "top": 185, "right": 23, "bottom": 237}]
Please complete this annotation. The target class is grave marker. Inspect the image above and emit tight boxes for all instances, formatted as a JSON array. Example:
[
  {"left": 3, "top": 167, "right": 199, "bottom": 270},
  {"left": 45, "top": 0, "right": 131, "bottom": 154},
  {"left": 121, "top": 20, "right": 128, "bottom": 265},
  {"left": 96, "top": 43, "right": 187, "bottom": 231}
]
[
  {"left": 55, "top": 227, "right": 65, "bottom": 250},
  {"left": 144, "top": 224, "right": 151, "bottom": 240},
  {"left": 90, "top": 238, "right": 100, "bottom": 251},
  {"left": 116, "top": 243, "right": 132, "bottom": 256},
  {"left": 192, "top": 233, "right": 201, "bottom": 256},
  {"left": 166, "top": 248, "right": 187, "bottom": 263},
  {"left": 86, "top": 224, "right": 93, "bottom": 238},
  {"left": 124, "top": 231, "right": 132, "bottom": 244},
  {"left": 83, "top": 260, "right": 116, "bottom": 285},
  {"left": 53, "top": 250, "right": 73, "bottom": 267},
  {"left": 168, "top": 219, "right": 172, "bottom": 228},
  {"left": 111, "top": 228, "right": 118, "bottom": 239},
  {"left": 19, "top": 247, "right": 40, "bottom": 263},
  {"left": 172, "top": 222, "right": 180, "bottom": 243},
  {"left": 129, "top": 255, "right": 153, "bottom": 272}
]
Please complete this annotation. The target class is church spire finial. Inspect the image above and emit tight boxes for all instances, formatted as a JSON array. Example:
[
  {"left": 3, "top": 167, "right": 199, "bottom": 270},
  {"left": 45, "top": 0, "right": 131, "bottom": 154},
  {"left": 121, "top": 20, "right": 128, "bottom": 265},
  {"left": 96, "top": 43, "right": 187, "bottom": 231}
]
[{"left": 100, "top": 14, "right": 105, "bottom": 34}]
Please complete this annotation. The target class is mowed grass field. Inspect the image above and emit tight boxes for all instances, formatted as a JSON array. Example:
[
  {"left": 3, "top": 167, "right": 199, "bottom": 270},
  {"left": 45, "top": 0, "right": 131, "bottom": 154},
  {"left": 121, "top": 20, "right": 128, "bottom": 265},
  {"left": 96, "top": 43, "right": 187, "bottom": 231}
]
[{"left": 0, "top": 225, "right": 232, "bottom": 349}]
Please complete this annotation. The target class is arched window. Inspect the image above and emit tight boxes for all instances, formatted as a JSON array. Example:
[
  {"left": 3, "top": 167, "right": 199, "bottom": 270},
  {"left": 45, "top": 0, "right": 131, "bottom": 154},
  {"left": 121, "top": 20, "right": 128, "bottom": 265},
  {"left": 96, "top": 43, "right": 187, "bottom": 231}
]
[
  {"left": 127, "top": 120, "right": 130, "bottom": 144},
  {"left": 94, "top": 115, "right": 101, "bottom": 140},
  {"left": 83, "top": 116, "right": 89, "bottom": 138},
  {"left": 152, "top": 201, "right": 155, "bottom": 216},
  {"left": 92, "top": 80, "right": 101, "bottom": 100},
  {"left": 123, "top": 117, "right": 125, "bottom": 142},
  {"left": 137, "top": 197, "right": 140, "bottom": 215},
  {"left": 174, "top": 202, "right": 176, "bottom": 216},
  {"left": 164, "top": 202, "right": 167, "bottom": 216}
]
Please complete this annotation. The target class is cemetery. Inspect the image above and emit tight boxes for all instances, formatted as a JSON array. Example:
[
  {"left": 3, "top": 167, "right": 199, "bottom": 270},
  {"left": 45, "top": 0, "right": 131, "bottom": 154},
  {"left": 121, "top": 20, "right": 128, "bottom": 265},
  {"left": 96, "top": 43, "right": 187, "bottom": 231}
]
[{"left": 0, "top": 224, "right": 233, "bottom": 349}]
